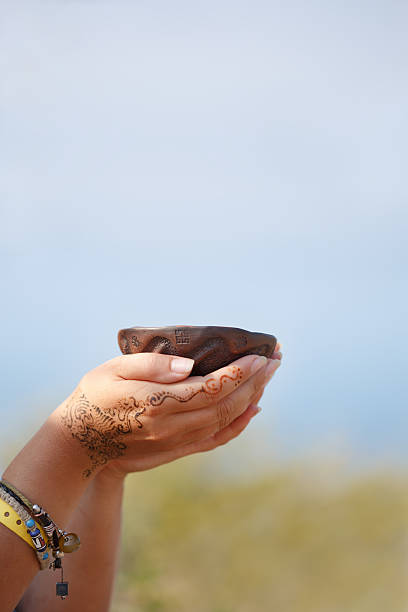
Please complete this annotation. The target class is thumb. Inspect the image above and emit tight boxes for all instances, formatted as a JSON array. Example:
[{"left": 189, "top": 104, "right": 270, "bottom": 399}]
[{"left": 108, "top": 352, "right": 194, "bottom": 383}]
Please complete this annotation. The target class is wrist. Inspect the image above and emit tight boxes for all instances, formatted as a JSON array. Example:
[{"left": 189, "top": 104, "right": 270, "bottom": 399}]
[
  {"left": 51, "top": 393, "right": 97, "bottom": 476},
  {"left": 53, "top": 391, "right": 127, "bottom": 488},
  {"left": 2, "top": 405, "right": 97, "bottom": 525},
  {"left": 95, "top": 463, "right": 127, "bottom": 487}
]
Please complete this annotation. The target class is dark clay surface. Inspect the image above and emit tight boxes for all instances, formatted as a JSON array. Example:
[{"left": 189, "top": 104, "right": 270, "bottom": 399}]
[{"left": 117, "top": 325, "right": 277, "bottom": 376}]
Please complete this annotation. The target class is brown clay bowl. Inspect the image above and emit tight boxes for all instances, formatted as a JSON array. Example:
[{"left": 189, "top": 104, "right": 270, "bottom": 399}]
[{"left": 117, "top": 325, "right": 277, "bottom": 376}]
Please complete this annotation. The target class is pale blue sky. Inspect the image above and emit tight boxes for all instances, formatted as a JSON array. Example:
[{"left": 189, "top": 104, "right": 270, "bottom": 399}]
[{"left": 1, "top": 1, "right": 407, "bottom": 469}]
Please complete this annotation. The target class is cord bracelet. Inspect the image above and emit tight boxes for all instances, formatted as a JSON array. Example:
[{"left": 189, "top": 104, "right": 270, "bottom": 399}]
[
  {"left": 0, "top": 479, "right": 81, "bottom": 599},
  {"left": 0, "top": 489, "right": 50, "bottom": 570}
]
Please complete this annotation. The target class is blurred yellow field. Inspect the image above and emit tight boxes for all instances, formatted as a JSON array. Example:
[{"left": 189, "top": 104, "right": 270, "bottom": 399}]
[{"left": 113, "top": 452, "right": 408, "bottom": 612}]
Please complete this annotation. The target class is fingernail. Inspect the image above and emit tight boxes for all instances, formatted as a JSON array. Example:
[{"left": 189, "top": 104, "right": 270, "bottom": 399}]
[
  {"left": 249, "top": 404, "right": 262, "bottom": 416},
  {"left": 250, "top": 355, "right": 267, "bottom": 374},
  {"left": 171, "top": 357, "right": 194, "bottom": 373},
  {"left": 264, "top": 358, "right": 281, "bottom": 384}
]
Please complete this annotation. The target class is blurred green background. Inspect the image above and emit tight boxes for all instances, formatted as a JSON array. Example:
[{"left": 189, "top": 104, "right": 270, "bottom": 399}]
[
  {"left": 112, "top": 441, "right": 408, "bottom": 612},
  {"left": 2, "top": 432, "right": 407, "bottom": 610}
]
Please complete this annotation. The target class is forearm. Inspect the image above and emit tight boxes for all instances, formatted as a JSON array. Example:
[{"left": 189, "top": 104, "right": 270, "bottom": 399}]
[
  {"left": 0, "top": 351, "right": 279, "bottom": 611},
  {"left": 0, "top": 403, "right": 97, "bottom": 611},
  {"left": 18, "top": 471, "right": 125, "bottom": 612}
]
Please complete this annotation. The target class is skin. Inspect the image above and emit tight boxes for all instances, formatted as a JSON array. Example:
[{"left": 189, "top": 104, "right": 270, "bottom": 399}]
[
  {"left": 17, "top": 471, "right": 125, "bottom": 612},
  {"left": 1, "top": 346, "right": 282, "bottom": 612}
]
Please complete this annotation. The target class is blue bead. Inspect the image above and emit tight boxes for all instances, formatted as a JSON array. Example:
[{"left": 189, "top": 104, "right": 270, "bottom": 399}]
[
  {"left": 29, "top": 528, "right": 40, "bottom": 537},
  {"left": 26, "top": 519, "right": 35, "bottom": 528},
  {"left": 42, "top": 552, "right": 49, "bottom": 560}
]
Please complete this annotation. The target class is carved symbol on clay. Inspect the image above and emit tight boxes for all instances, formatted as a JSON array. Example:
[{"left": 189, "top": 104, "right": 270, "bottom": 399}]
[
  {"left": 121, "top": 337, "right": 130, "bottom": 354},
  {"left": 131, "top": 335, "right": 141, "bottom": 349},
  {"left": 175, "top": 329, "right": 191, "bottom": 345}
]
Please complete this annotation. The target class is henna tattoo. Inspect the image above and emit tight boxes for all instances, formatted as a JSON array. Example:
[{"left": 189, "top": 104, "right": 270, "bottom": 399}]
[
  {"left": 60, "top": 367, "right": 243, "bottom": 478},
  {"left": 61, "top": 390, "right": 147, "bottom": 479},
  {"left": 203, "top": 367, "right": 243, "bottom": 394},
  {"left": 148, "top": 387, "right": 203, "bottom": 407},
  {"left": 146, "top": 366, "right": 243, "bottom": 408}
]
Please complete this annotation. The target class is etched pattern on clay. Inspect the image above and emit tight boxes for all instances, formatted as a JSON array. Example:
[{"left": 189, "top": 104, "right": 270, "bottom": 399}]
[{"left": 118, "top": 326, "right": 276, "bottom": 376}]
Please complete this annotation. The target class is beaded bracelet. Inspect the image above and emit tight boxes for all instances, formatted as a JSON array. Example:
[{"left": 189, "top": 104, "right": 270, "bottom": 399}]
[
  {"left": 0, "top": 490, "right": 49, "bottom": 570},
  {"left": 0, "top": 479, "right": 80, "bottom": 599}
]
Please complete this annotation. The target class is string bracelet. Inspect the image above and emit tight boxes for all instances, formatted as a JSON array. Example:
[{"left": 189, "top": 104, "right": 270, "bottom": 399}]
[
  {"left": 0, "top": 488, "right": 49, "bottom": 570},
  {"left": 0, "top": 487, "right": 32, "bottom": 522},
  {"left": 0, "top": 479, "right": 80, "bottom": 599}
]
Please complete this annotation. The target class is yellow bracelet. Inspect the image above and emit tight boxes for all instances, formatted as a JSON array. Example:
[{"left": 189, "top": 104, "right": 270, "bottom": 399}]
[{"left": 0, "top": 497, "right": 45, "bottom": 549}]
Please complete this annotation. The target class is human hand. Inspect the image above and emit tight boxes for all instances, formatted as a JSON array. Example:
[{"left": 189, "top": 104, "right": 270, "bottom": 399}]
[{"left": 58, "top": 348, "right": 282, "bottom": 480}]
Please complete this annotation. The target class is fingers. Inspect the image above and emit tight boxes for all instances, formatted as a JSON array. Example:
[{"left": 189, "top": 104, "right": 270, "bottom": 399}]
[
  {"left": 176, "top": 397, "right": 258, "bottom": 446},
  {"left": 263, "top": 358, "right": 281, "bottom": 386},
  {"left": 104, "top": 353, "right": 194, "bottom": 383},
  {"left": 118, "top": 402, "right": 261, "bottom": 472},
  {"left": 172, "top": 357, "right": 280, "bottom": 432},
  {"left": 186, "top": 403, "right": 261, "bottom": 454},
  {"left": 136, "top": 354, "right": 268, "bottom": 415},
  {"left": 272, "top": 341, "right": 282, "bottom": 361},
  {"left": 250, "top": 387, "right": 265, "bottom": 407}
]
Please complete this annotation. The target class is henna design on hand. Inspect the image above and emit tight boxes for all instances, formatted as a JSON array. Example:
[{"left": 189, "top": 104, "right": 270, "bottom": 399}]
[
  {"left": 61, "top": 390, "right": 146, "bottom": 478},
  {"left": 203, "top": 367, "right": 243, "bottom": 394},
  {"left": 147, "top": 366, "right": 243, "bottom": 408},
  {"left": 60, "top": 367, "right": 243, "bottom": 478}
]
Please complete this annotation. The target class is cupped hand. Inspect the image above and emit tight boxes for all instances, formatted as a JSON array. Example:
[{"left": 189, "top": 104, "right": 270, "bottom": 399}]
[{"left": 58, "top": 348, "right": 282, "bottom": 479}]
